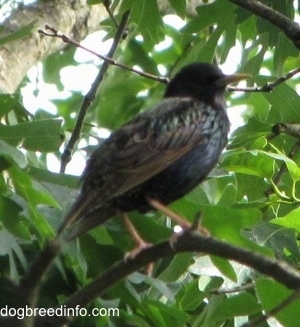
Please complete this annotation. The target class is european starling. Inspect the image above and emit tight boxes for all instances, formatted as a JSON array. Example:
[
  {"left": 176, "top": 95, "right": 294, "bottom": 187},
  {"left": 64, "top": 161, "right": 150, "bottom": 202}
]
[{"left": 59, "top": 62, "right": 247, "bottom": 239}]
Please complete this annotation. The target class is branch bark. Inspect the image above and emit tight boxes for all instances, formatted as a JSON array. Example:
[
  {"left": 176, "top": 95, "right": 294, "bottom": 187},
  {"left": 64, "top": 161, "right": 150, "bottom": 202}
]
[
  {"left": 0, "top": 0, "right": 107, "bottom": 94},
  {"left": 228, "top": 0, "right": 300, "bottom": 49},
  {"left": 32, "top": 230, "right": 300, "bottom": 326}
]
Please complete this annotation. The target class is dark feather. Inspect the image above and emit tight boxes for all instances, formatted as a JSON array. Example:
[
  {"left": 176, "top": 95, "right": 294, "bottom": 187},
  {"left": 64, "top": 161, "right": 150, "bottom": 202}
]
[{"left": 59, "top": 62, "right": 246, "bottom": 239}]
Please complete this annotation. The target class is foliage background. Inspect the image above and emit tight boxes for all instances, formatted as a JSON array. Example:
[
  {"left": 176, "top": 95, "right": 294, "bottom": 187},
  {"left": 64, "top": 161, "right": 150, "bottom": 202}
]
[{"left": 1, "top": 0, "right": 300, "bottom": 326}]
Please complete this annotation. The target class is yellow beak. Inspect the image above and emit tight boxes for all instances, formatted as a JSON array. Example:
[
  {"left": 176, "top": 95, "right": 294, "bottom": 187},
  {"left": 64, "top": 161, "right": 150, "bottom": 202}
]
[{"left": 216, "top": 73, "right": 250, "bottom": 87}]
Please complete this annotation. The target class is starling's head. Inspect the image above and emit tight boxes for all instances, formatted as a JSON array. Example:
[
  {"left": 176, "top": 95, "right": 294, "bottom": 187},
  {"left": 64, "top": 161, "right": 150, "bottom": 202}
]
[{"left": 164, "top": 62, "right": 247, "bottom": 103}]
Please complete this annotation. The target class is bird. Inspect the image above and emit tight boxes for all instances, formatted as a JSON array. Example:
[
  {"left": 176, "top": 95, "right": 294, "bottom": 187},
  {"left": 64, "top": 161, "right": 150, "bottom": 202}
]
[{"left": 58, "top": 62, "right": 247, "bottom": 241}]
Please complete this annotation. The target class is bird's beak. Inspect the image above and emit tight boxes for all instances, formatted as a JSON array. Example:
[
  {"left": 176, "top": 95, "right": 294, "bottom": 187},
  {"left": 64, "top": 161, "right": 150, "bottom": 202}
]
[{"left": 216, "top": 73, "right": 250, "bottom": 87}]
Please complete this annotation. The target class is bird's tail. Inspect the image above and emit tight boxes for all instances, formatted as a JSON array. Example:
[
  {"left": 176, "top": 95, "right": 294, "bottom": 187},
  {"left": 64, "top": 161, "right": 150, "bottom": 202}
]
[
  {"left": 56, "top": 190, "right": 97, "bottom": 238},
  {"left": 65, "top": 206, "right": 116, "bottom": 241},
  {"left": 56, "top": 189, "right": 116, "bottom": 241}
]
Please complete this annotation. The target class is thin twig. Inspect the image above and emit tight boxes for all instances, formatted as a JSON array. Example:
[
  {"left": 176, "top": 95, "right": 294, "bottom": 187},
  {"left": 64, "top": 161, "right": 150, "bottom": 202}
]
[
  {"left": 59, "top": 11, "right": 130, "bottom": 173},
  {"left": 244, "top": 288, "right": 300, "bottom": 327},
  {"left": 265, "top": 141, "right": 300, "bottom": 197},
  {"left": 38, "top": 25, "right": 168, "bottom": 85},
  {"left": 103, "top": 0, "right": 119, "bottom": 28},
  {"left": 210, "top": 282, "right": 254, "bottom": 294},
  {"left": 38, "top": 26, "right": 300, "bottom": 94},
  {"left": 228, "top": 67, "right": 300, "bottom": 92}
]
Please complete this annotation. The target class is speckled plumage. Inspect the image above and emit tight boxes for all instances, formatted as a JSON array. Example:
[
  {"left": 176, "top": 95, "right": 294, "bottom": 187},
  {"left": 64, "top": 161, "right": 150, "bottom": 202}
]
[{"left": 60, "top": 63, "right": 245, "bottom": 239}]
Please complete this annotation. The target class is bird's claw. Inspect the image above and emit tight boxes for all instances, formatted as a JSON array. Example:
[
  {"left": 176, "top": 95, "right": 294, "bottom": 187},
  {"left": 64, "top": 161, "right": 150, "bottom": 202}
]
[
  {"left": 124, "top": 241, "right": 154, "bottom": 276},
  {"left": 124, "top": 240, "right": 152, "bottom": 260}
]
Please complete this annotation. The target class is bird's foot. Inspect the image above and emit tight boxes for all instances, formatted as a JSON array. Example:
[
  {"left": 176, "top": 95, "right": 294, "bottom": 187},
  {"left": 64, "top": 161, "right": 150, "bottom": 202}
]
[
  {"left": 146, "top": 200, "right": 210, "bottom": 248},
  {"left": 124, "top": 241, "right": 154, "bottom": 276},
  {"left": 147, "top": 197, "right": 209, "bottom": 233},
  {"left": 146, "top": 197, "right": 192, "bottom": 230},
  {"left": 120, "top": 211, "right": 154, "bottom": 275}
]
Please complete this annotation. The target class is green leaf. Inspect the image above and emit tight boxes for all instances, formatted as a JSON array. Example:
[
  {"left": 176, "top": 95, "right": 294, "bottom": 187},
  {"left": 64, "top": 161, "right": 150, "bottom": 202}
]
[
  {"left": 274, "top": 33, "right": 298, "bottom": 75},
  {"left": 211, "top": 292, "right": 261, "bottom": 323},
  {"left": 95, "top": 67, "right": 155, "bottom": 129},
  {"left": 88, "top": 226, "right": 114, "bottom": 246},
  {"left": 27, "top": 166, "right": 79, "bottom": 189},
  {"left": 144, "top": 299, "right": 188, "bottom": 327},
  {"left": 192, "top": 293, "right": 227, "bottom": 326},
  {"left": 158, "top": 253, "right": 194, "bottom": 282},
  {"left": 185, "top": 27, "right": 222, "bottom": 63},
  {"left": 258, "top": 77, "right": 300, "bottom": 122},
  {"left": 120, "top": 0, "right": 164, "bottom": 44},
  {"left": 271, "top": 208, "right": 300, "bottom": 234},
  {"left": 0, "top": 196, "right": 31, "bottom": 240},
  {"left": 236, "top": 9, "right": 257, "bottom": 43},
  {"left": 183, "top": 1, "right": 235, "bottom": 33},
  {"left": 241, "top": 37, "right": 268, "bottom": 76},
  {"left": 129, "top": 272, "right": 179, "bottom": 302},
  {"left": 129, "top": 212, "right": 171, "bottom": 243},
  {"left": 219, "top": 20, "right": 237, "bottom": 63},
  {"left": 256, "top": 2, "right": 292, "bottom": 48},
  {"left": 0, "top": 230, "right": 27, "bottom": 281},
  {"left": 9, "top": 166, "right": 59, "bottom": 208},
  {"left": 201, "top": 205, "right": 269, "bottom": 255},
  {"left": 168, "top": 0, "right": 186, "bottom": 18},
  {"left": 43, "top": 48, "right": 76, "bottom": 90},
  {"left": 126, "top": 39, "right": 159, "bottom": 74},
  {"left": 0, "top": 119, "right": 63, "bottom": 152},
  {"left": 0, "top": 140, "right": 26, "bottom": 168},
  {"left": 217, "top": 183, "right": 237, "bottom": 206},
  {"left": 253, "top": 222, "right": 300, "bottom": 261},
  {"left": 264, "top": 144, "right": 300, "bottom": 182},
  {"left": 0, "top": 94, "right": 24, "bottom": 117},
  {"left": 53, "top": 93, "right": 83, "bottom": 129},
  {"left": 229, "top": 116, "right": 270, "bottom": 149},
  {"left": 256, "top": 278, "right": 300, "bottom": 327},
  {"left": 8, "top": 165, "right": 58, "bottom": 238},
  {"left": 222, "top": 149, "right": 275, "bottom": 179},
  {"left": 234, "top": 173, "right": 268, "bottom": 201},
  {"left": 176, "top": 279, "right": 205, "bottom": 311},
  {"left": 210, "top": 256, "right": 237, "bottom": 282}
]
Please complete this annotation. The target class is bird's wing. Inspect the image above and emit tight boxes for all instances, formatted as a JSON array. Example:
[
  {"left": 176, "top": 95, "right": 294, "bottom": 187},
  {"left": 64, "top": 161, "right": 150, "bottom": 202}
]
[
  {"left": 82, "top": 98, "right": 209, "bottom": 202},
  {"left": 58, "top": 98, "right": 210, "bottom": 234}
]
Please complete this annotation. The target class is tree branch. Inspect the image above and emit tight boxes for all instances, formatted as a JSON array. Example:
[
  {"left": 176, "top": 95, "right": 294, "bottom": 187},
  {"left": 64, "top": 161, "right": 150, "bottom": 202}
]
[
  {"left": 59, "top": 10, "right": 131, "bottom": 173},
  {"left": 272, "top": 123, "right": 300, "bottom": 139},
  {"left": 10, "top": 239, "right": 62, "bottom": 327},
  {"left": 38, "top": 25, "right": 168, "bottom": 84},
  {"left": 228, "top": 67, "right": 300, "bottom": 92},
  {"left": 228, "top": 0, "right": 300, "bottom": 49},
  {"left": 34, "top": 230, "right": 300, "bottom": 326},
  {"left": 245, "top": 288, "right": 300, "bottom": 326}
]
